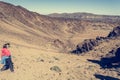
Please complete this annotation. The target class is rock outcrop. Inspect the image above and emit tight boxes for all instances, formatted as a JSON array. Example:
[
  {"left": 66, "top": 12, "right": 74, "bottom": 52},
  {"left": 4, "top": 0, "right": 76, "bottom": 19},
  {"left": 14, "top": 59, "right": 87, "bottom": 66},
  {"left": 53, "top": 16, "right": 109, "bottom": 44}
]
[
  {"left": 71, "top": 39, "right": 100, "bottom": 54},
  {"left": 108, "top": 26, "right": 120, "bottom": 38},
  {"left": 72, "top": 26, "right": 120, "bottom": 54}
]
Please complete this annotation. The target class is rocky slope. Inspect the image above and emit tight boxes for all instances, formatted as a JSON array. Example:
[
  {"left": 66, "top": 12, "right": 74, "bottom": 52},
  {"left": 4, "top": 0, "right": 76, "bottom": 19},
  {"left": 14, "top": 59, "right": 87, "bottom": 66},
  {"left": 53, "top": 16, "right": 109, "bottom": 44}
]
[
  {"left": 72, "top": 26, "right": 120, "bottom": 54},
  {"left": 0, "top": 1, "right": 84, "bottom": 52}
]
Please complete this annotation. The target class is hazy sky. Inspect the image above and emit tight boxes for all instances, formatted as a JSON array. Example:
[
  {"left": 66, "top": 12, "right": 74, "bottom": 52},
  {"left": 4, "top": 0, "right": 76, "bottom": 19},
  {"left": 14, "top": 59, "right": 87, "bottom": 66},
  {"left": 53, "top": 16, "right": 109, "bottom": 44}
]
[{"left": 0, "top": 0, "right": 120, "bottom": 15}]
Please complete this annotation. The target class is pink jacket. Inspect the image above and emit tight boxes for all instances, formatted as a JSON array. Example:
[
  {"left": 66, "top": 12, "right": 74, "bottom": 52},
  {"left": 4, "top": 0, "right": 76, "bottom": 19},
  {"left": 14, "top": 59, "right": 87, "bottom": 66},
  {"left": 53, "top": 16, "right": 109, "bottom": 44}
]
[{"left": 1, "top": 48, "right": 11, "bottom": 57}]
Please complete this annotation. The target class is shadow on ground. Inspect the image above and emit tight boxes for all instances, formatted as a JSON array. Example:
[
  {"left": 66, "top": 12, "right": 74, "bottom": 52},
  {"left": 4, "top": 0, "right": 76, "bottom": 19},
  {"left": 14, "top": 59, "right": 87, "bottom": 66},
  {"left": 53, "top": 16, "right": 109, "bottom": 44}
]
[
  {"left": 87, "top": 56, "right": 120, "bottom": 69},
  {"left": 94, "top": 74, "right": 120, "bottom": 80}
]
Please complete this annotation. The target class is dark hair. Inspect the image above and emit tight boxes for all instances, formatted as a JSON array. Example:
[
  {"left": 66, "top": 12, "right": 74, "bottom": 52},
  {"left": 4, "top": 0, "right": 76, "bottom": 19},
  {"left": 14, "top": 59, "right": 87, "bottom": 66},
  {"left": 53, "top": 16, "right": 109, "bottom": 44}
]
[{"left": 3, "top": 43, "right": 10, "bottom": 48}]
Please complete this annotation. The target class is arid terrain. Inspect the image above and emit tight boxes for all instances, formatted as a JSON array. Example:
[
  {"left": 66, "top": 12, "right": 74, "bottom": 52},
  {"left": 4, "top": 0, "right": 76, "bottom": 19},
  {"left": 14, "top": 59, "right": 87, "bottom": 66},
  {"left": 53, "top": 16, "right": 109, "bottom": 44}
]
[{"left": 0, "top": 1, "right": 120, "bottom": 80}]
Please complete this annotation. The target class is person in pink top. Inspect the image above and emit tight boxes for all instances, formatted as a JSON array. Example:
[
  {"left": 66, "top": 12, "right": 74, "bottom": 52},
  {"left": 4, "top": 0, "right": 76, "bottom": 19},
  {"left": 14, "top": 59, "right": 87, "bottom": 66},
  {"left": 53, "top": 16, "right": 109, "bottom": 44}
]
[
  {"left": 0, "top": 43, "right": 14, "bottom": 72},
  {"left": 1, "top": 47, "right": 11, "bottom": 57}
]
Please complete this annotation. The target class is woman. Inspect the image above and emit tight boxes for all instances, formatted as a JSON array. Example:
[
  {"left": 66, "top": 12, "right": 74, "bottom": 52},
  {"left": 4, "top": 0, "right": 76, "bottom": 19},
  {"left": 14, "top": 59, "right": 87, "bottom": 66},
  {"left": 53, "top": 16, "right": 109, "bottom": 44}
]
[{"left": 0, "top": 43, "right": 14, "bottom": 72}]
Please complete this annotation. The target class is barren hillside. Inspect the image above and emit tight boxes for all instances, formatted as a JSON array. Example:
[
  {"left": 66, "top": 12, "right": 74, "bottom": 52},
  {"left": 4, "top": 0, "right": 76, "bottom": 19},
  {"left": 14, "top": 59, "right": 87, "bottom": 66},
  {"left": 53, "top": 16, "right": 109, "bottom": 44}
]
[
  {"left": 0, "top": 1, "right": 120, "bottom": 80},
  {"left": 0, "top": 1, "right": 119, "bottom": 52}
]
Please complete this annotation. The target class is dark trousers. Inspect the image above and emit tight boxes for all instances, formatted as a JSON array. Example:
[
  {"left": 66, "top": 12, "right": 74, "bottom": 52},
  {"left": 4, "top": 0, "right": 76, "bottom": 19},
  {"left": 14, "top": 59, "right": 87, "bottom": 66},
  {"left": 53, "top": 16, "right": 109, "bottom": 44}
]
[{"left": 1, "top": 57, "right": 14, "bottom": 72}]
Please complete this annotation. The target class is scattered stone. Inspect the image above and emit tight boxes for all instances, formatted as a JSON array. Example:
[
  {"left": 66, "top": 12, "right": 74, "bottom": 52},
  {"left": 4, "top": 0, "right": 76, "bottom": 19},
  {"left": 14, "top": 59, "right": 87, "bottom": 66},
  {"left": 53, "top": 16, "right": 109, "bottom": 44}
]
[
  {"left": 40, "top": 59, "right": 44, "bottom": 62},
  {"left": 67, "top": 78, "right": 71, "bottom": 80},
  {"left": 45, "top": 73, "right": 48, "bottom": 75},
  {"left": 59, "top": 73, "right": 61, "bottom": 75},
  {"left": 67, "top": 61, "right": 70, "bottom": 63},
  {"left": 67, "top": 72, "right": 69, "bottom": 75},
  {"left": 76, "top": 66, "right": 81, "bottom": 68},
  {"left": 53, "top": 57, "right": 59, "bottom": 61},
  {"left": 36, "top": 57, "right": 44, "bottom": 62},
  {"left": 50, "top": 66, "right": 62, "bottom": 72},
  {"left": 49, "top": 61, "right": 54, "bottom": 63},
  {"left": 87, "top": 65, "right": 95, "bottom": 70}
]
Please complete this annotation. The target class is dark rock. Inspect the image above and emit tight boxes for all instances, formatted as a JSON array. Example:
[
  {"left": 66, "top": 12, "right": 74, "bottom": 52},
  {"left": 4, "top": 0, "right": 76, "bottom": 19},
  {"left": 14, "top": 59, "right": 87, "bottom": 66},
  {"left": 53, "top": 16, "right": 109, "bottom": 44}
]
[
  {"left": 96, "top": 36, "right": 106, "bottom": 40},
  {"left": 53, "top": 57, "right": 59, "bottom": 61},
  {"left": 115, "top": 47, "right": 120, "bottom": 58},
  {"left": 71, "top": 39, "right": 100, "bottom": 54},
  {"left": 36, "top": 57, "right": 44, "bottom": 62},
  {"left": 50, "top": 66, "right": 62, "bottom": 72},
  {"left": 108, "top": 26, "right": 120, "bottom": 38}
]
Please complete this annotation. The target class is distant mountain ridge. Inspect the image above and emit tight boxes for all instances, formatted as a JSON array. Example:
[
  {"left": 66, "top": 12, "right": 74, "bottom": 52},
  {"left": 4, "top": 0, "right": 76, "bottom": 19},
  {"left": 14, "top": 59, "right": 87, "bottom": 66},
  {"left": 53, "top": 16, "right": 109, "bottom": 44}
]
[{"left": 48, "top": 12, "right": 120, "bottom": 23}]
